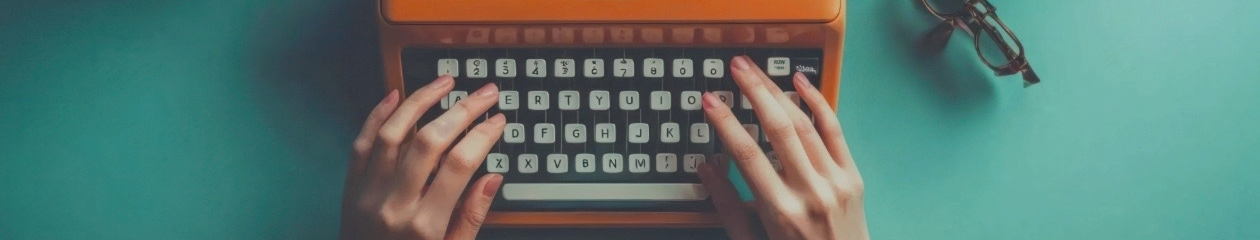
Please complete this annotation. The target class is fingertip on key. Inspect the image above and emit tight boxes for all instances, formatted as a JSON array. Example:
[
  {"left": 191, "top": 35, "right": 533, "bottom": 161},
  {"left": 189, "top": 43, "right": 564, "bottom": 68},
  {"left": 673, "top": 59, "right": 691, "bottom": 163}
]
[
  {"left": 488, "top": 113, "right": 506, "bottom": 125},
  {"left": 731, "top": 55, "right": 751, "bottom": 71},
  {"left": 793, "top": 72, "right": 814, "bottom": 90},
  {"left": 482, "top": 174, "right": 503, "bottom": 197},
  {"left": 702, "top": 93, "right": 724, "bottom": 110},
  {"left": 474, "top": 83, "right": 499, "bottom": 97},
  {"left": 430, "top": 75, "right": 454, "bottom": 89}
]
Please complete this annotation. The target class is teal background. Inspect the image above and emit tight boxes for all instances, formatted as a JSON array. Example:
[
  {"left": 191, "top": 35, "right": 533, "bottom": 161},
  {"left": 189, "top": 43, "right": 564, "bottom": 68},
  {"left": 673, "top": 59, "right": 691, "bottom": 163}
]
[{"left": 1, "top": 0, "right": 1257, "bottom": 239}]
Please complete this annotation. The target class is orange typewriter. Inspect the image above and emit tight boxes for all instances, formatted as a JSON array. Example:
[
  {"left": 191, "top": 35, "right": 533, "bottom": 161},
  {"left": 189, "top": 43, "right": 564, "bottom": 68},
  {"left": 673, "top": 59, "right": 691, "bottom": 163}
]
[{"left": 377, "top": 0, "right": 846, "bottom": 228}]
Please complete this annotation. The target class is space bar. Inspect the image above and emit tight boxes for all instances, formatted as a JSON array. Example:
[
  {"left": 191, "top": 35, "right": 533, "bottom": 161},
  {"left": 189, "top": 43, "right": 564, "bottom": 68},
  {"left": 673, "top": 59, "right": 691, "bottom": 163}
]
[{"left": 501, "top": 183, "right": 709, "bottom": 201}]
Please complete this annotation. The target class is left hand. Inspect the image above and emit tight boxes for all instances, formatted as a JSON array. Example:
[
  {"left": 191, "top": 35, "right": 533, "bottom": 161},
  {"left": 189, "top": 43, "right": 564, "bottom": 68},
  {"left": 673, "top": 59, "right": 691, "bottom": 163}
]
[{"left": 339, "top": 76, "right": 506, "bottom": 240}]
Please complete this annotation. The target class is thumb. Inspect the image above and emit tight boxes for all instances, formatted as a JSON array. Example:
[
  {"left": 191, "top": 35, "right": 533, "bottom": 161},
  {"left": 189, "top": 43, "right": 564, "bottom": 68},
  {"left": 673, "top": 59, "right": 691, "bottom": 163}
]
[
  {"left": 444, "top": 174, "right": 503, "bottom": 240},
  {"left": 699, "top": 156, "right": 760, "bottom": 240}
]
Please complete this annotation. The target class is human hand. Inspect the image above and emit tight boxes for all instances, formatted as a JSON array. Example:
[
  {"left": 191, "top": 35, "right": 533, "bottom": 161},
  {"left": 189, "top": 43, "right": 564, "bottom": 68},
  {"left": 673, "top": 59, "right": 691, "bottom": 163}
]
[
  {"left": 698, "top": 56, "right": 869, "bottom": 240},
  {"left": 340, "top": 75, "right": 506, "bottom": 240}
]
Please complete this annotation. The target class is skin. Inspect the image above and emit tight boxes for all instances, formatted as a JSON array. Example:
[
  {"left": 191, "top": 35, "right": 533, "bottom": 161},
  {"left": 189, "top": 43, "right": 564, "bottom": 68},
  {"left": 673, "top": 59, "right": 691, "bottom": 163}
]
[
  {"left": 340, "top": 76, "right": 506, "bottom": 240},
  {"left": 340, "top": 56, "right": 870, "bottom": 240},
  {"left": 698, "top": 56, "right": 869, "bottom": 240}
]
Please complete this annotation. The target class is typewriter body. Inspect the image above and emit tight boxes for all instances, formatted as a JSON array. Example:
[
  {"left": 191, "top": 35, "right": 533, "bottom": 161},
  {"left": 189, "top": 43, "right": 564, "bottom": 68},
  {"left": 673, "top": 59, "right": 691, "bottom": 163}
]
[{"left": 378, "top": 0, "right": 846, "bottom": 227}]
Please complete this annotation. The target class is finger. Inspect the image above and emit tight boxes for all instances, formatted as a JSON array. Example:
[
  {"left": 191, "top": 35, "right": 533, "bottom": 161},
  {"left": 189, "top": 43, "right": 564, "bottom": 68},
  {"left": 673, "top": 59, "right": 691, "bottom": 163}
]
[
  {"left": 350, "top": 90, "right": 400, "bottom": 179},
  {"left": 415, "top": 114, "right": 505, "bottom": 229},
  {"left": 783, "top": 72, "right": 844, "bottom": 177},
  {"left": 795, "top": 71, "right": 856, "bottom": 171},
  {"left": 395, "top": 84, "right": 500, "bottom": 201},
  {"left": 745, "top": 58, "right": 842, "bottom": 178},
  {"left": 730, "top": 56, "right": 819, "bottom": 183},
  {"left": 699, "top": 161, "right": 759, "bottom": 240},
  {"left": 372, "top": 75, "right": 454, "bottom": 174},
  {"left": 702, "top": 93, "right": 789, "bottom": 203},
  {"left": 444, "top": 174, "right": 503, "bottom": 240}
]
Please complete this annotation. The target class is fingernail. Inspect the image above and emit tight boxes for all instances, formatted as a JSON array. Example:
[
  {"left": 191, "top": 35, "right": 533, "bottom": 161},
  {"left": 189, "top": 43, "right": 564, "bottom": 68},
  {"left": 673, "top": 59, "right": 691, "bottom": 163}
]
[
  {"left": 698, "top": 161, "right": 714, "bottom": 177},
  {"left": 731, "top": 56, "right": 750, "bottom": 71},
  {"left": 428, "top": 76, "right": 453, "bottom": 89},
  {"left": 702, "top": 93, "right": 723, "bottom": 109},
  {"left": 794, "top": 72, "right": 814, "bottom": 90},
  {"left": 488, "top": 113, "right": 506, "bottom": 125},
  {"left": 381, "top": 89, "right": 399, "bottom": 105},
  {"left": 742, "top": 56, "right": 759, "bottom": 69},
  {"left": 474, "top": 83, "right": 498, "bottom": 98},
  {"left": 482, "top": 174, "right": 503, "bottom": 197}
]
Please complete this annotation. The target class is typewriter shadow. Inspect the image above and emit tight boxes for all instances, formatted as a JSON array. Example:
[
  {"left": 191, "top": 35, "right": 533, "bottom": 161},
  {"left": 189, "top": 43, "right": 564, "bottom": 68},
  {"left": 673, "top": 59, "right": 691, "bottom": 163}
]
[
  {"left": 881, "top": 0, "right": 999, "bottom": 115},
  {"left": 246, "top": 0, "right": 383, "bottom": 237},
  {"left": 252, "top": 1, "right": 385, "bottom": 129}
]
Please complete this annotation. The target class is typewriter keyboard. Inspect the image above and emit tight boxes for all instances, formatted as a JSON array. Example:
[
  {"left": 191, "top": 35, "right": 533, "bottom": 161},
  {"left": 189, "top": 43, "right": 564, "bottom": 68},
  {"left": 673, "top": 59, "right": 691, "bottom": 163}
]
[{"left": 401, "top": 48, "right": 823, "bottom": 211}]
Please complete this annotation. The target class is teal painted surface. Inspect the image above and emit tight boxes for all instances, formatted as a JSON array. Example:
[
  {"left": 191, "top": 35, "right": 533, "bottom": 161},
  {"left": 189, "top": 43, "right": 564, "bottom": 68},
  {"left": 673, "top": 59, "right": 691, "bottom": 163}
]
[
  {"left": 1, "top": 0, "right": 1257, "bottom": 239},
  {"left": 847, "top": 1, "right": 1260, "bottom": 239}
]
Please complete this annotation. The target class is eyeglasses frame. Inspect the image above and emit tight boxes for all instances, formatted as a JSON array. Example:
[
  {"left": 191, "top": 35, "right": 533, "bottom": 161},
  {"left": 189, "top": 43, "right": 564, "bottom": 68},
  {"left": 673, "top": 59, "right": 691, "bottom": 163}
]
[{"left": 922, "top": 0, "right": 1040, "bottom": 87}]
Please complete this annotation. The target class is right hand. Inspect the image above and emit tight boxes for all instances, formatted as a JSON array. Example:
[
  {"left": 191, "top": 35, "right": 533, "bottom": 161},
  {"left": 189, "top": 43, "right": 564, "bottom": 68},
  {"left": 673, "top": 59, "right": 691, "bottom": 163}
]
[{"left": 698, "top": 56, "right": 870, "bottom": 240}]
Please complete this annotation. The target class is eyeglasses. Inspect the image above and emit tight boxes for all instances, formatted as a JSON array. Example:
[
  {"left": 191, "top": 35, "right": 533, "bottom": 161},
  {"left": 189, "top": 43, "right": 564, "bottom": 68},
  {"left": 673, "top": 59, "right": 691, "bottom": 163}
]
[{"left": 921, "top": 0, "right": 1040, "bottom": 87}]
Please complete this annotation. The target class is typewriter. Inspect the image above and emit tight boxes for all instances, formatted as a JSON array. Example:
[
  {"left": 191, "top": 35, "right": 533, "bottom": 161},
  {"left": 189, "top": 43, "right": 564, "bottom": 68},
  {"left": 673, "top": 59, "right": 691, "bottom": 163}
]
[{"left": 378, "top": 0, "right": 846, "bottom": 227}]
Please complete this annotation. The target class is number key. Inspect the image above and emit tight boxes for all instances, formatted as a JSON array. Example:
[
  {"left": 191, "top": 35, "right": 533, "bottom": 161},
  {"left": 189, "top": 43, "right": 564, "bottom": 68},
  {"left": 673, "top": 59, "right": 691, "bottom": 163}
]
[
  {"left": 555, "top": 59, "right": 575, "bottom": 78},
  {"left": 644, "top": 58, "right": 664, "bottom": 78},
  {"left": 466, "top": 58, "right": 487, "bottom": 78},
  {"left": 672, "top": 59, "right": 693, "bottom": 78},
  {"left": 613, "top": 58, "right": 634, "bottom": 77},
  {"left": 584, "top": 59, "right": 604, "bottom": 78},
  {"left": 526, "top": 59, "right": 546, "bottom": 78},
  {"left": 703, "top": 59, "right": 724, "bottom": 78},
  {"left": 496, "top": 59, "right": 516, "bottom": 78}
]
